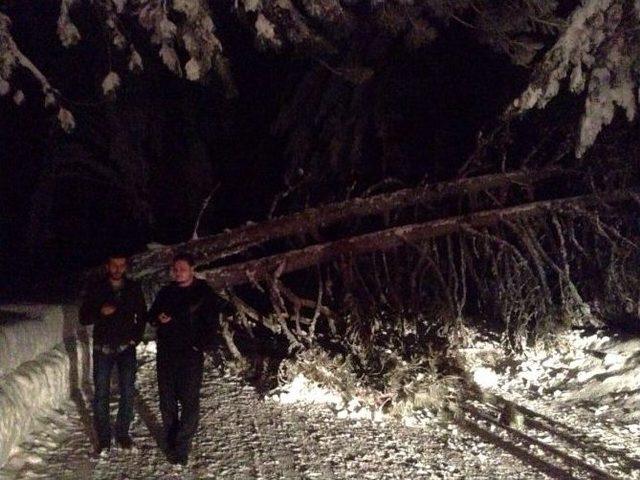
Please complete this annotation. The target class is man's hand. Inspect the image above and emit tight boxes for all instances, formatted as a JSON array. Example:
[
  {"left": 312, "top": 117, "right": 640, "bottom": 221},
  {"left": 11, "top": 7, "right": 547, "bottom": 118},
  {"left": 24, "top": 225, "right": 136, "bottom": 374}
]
[
  {"left": 100, "top": 303, "right": 117, "bottom": 316},
  {"left": 158, "top": 312, "right": 172, "bottom": 324}
]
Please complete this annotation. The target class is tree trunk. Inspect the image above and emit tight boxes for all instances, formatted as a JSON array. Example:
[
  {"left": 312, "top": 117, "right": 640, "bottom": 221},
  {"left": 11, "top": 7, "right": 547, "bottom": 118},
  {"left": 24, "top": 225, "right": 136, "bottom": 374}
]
[
  {"left": 200, "top": 189, "right": 635, "bottom": 289},
  {"left": 128, "top": 168, "right": 574, "bottom": 279}
]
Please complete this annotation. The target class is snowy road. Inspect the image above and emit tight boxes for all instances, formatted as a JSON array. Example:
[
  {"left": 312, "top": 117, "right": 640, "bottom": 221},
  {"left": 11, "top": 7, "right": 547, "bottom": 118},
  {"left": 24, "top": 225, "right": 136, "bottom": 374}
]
[
  {"left": 0, "top": 347, "right": 550, "bottom": 480},
  {"left": 2, "top": 334, "right": 640, "bottom": 480}
]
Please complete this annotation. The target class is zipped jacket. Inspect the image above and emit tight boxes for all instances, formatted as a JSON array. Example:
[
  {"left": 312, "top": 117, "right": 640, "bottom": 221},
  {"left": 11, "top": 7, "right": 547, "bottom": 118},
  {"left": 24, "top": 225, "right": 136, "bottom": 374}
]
[{"left": 80, "top": 277, "right": 147, "bottom": 348}]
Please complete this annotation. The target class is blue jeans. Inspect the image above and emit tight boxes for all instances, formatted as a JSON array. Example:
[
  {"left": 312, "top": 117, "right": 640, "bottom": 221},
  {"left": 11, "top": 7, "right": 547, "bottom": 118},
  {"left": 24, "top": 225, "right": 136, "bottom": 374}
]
[{"left": 92, "top": 346, "right": 137, "bottom": 446}]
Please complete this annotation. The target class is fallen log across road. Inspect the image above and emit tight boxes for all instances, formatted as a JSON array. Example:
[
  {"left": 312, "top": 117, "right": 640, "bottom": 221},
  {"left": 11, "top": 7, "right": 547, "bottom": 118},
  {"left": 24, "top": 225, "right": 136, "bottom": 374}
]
[
  {"left": 201, "top": 189, "right": 637, "bottom": 289},
  {"left": 127, "top": 168, "right": 574, "bottom": 281}
]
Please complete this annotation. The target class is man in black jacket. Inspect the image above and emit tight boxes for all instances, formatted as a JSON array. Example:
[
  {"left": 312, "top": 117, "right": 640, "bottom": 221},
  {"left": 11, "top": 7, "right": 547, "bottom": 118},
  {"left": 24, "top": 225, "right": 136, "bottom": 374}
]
[
  {"left": 149, "top": 252, "right": 224, "bottom": 466},
  {"left": 80, "top": 253, "right": 147, "bottom": 454}
]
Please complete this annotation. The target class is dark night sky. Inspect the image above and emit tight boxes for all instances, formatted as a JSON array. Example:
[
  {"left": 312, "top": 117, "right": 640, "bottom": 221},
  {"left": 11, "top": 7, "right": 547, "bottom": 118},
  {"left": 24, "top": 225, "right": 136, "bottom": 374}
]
[{"left": 0, "top": 3, "right": 527, "bottom": 300}]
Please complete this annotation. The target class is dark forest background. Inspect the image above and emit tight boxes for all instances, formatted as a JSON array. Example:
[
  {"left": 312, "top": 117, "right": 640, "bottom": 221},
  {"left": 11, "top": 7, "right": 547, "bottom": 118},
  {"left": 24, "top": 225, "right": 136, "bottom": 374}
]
[{"left": 1, "top": 2, "right": 543, "bottom": 300}]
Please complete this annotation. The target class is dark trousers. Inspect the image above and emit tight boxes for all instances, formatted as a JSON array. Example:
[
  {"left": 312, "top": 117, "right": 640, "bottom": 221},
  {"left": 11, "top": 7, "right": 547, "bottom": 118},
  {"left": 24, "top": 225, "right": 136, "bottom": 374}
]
[
  {"left": 92, "top": 346, "right": 137, "bottom": 446},
  {"left": 156, "top": 348, "right": 204, "bottom": 457}
]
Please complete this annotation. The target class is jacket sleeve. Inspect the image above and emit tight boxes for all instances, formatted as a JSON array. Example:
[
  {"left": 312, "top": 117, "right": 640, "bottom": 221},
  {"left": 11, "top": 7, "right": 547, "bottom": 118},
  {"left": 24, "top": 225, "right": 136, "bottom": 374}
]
[
  {"left": 79, "top": 283, "right": 102, "bottom": 326},
  {"left": 148, "top": 287, "right": 166, "bottom": 328},
  {"left": 195, "top": 286, "right": 226, "bottom": 350},
  {"left": 132, "top": 282, "right": 148, "bottom": 343}
]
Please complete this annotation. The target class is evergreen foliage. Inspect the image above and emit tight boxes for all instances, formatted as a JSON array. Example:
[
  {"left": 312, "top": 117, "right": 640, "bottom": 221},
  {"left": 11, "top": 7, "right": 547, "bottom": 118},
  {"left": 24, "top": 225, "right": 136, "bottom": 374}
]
[{"left": 0, "top": 0, "right": 630, "bottom": 160}]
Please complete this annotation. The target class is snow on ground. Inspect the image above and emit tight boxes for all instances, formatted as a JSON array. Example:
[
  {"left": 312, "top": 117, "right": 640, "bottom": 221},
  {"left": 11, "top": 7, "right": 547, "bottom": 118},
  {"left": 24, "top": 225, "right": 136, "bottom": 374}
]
[
  {"left": 0, "top": 306, "right": 89, "bottom": 468},
  {"left": 0, "top": 305, "right": 80, "bottom": 379},
  {"left": 2, "top": 330, "right": 640, "bottom": 479},
  {"left": 460, "top": 329, "right": 640, "bottom": 479}
]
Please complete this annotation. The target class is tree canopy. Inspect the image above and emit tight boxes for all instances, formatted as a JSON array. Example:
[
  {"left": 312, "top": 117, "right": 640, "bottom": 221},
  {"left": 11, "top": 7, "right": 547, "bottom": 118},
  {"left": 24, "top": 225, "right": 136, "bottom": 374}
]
[{"left": 2, "top": 0, "right": 639, "bottom": 158}]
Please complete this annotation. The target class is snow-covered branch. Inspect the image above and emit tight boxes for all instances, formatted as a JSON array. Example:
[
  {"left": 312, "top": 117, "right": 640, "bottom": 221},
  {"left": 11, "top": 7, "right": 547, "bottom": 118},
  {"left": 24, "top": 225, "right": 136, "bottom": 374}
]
[
  {"left": 514, "top": 0, "right": 640, "bottom": 157},
  {"left": 5, "top": 0, "right": 636, "bottom": 160},
  {"left": 1, "top": 0, "right": 236, "bottom": 129}
]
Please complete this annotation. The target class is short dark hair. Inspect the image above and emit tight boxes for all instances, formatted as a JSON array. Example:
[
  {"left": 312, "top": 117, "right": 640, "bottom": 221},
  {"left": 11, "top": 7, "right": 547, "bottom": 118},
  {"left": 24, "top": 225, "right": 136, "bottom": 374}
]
[
  {"left": 173, "top": 252, "right": 195, "bottom": 266},
  {"left": 106, "top": 252, "right": 128, "bottom": 263}
]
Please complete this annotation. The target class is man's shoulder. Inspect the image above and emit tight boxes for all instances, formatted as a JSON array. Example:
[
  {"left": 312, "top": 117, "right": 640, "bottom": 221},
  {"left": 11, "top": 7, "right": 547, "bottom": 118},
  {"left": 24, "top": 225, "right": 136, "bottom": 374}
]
[
  {"left": 83, "top": 277, "right": 109, "bottom": 297},
  {"left": 194, "top": 278, "right": 215, "bottom": 294},
  {"left": 125, "top": 278, "right": 143, "bottom": 290},
  {"left": 194, "top": 277, "right": 211, "bottom": 287},
  {"left": 155, "top": 279, "right": 211, "bottom": 296},
  {"left": 156, "top": 283, "right": 176, "bottom": 296}
]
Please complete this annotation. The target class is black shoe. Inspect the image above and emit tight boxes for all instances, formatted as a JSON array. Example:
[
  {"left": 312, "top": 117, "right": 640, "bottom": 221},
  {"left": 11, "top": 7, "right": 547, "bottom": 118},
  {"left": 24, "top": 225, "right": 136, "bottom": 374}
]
[
  {"left": 167, "top": 450, "right": 188, "bottom": 466},
  {"left": 116, "top": 434, "right": 133, "bottom": 450},
  {"left": 95, "top": 442, "right": 110, "bottom": 456}
]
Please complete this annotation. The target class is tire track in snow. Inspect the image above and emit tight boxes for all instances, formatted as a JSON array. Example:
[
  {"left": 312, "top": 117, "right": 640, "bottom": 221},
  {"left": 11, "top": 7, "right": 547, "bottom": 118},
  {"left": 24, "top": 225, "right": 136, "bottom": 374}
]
[{"left": 459, "top": 393, "right": 631, "bottom": 480}]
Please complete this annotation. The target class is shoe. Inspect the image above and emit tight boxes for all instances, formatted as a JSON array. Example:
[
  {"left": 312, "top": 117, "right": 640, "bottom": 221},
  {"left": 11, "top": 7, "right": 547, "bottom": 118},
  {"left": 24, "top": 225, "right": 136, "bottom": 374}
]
[
  {"left": 116, "top": 434, "right": 133, "bottom": 449},
  {"left": 167, "top": 450, "right": 188, "bottom": 466},
  {"left": 95, "top": 442, "right": 110, "bottom": 457}
]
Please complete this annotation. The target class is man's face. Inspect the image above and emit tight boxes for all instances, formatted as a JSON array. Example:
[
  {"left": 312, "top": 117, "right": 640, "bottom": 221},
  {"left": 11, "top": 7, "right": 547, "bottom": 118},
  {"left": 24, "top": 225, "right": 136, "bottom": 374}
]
[
  {"left": 172, "top": 260, "right": 195, "bottom": 285},
  {"left": 106, "top": 257, "right": 127, "bottom": 281}
]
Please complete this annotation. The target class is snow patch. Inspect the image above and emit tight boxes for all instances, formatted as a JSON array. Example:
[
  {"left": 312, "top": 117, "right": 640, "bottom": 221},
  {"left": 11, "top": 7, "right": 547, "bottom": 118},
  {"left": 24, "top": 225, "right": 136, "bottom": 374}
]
[
  {"left": 269, "top": 373, "right": 385, "bottom": 422},
  {"left": 0, "top": 304, "right": 90, "bottom": 468},
  {"left": 472, "top": 367, "right": 499, "bottom": 389},
  {"left": 270, "top": 373, "right": 344, "bottom": 407},
  {"left": 0, "top": 342, "right": 91, "bottom": 467},
  {"left": 0, "top": 305, "right": 81, "bottom": 378}
]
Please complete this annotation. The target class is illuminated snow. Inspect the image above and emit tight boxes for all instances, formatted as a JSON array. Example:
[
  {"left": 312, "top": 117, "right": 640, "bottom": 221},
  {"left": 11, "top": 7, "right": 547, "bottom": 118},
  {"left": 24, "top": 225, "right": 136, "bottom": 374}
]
[
  {"left": 0, "top": 304, "right": 80, "bottom": 377},
  {"left": 0, "top": 305, "right": 89, "bottom": 467},
  {"left": 4, "top": 308, "right": 640, "bottom": 478},
  {"left": 270, "top": 374, "right": 344, "bottom": 407},
  {"left": 472, "top": 367, "right": 499, "bottom": 389}
]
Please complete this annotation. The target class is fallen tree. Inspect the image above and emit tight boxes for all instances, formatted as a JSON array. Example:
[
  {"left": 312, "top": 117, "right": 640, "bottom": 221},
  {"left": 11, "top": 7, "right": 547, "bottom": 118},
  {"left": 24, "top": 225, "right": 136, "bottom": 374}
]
[
  {"left": 168, "top": 183, "right": 640, "bottom": 382},
  {"left": 201, "top": 189, "right": 637, "bottom": 289},
  {"left": 128, "top": 167, "right": 576, "bottom": 281},
  {"left": 108, "top": 165, "right": 640, "bottom": 367}
]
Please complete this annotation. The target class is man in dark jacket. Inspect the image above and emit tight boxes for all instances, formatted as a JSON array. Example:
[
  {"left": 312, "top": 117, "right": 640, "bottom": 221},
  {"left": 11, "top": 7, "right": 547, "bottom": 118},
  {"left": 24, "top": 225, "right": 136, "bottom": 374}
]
[
  {"left": 149, "top": 252, "right": 224, "bottom": 466},
  {"left": 80, "top": 253, "right": 147, "bottom": 454}
]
